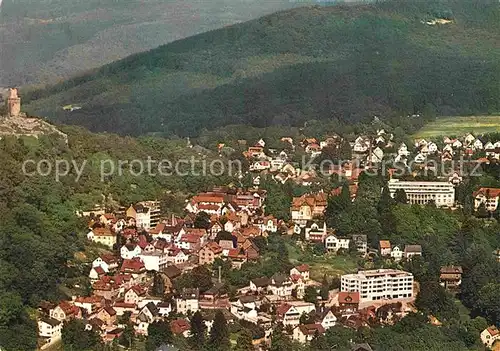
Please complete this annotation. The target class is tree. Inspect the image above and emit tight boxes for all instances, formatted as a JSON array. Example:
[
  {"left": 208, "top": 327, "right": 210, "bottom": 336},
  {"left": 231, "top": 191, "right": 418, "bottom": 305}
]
[
  {"left": 378, "top": 184, "right": 394, "bottom": 213},
  {"left": 415, "top": 281, "right": 458, "bottom": 321},
  {"left": 152, "top": 272, "right": 165, "bottom": 297},
  {"left": 310, "top": 330, "right": 328, "bottom": 350},
  {"left": 146, "top": 320, "right": 173, "bottom": 351},
  {"left": 320, "top": 275, "right": 330, "bottom": 300},
  {"left": 234, "top": 329, "right": 254, "bottom": 351},
  {"left": 394, "top": 189, "right": 408, "bottom": 204},
  {"left": 207, "top": 310, "right": 230, "bottom": 350},
  {"left": 304, "top": 286, "right": 318, "bottom": 304},
  {"left": 270, "top": 325, "right": 292, "bottom": 351},
  {"left": 477, "top": 283, "right": 500, "bottom": 325},
  {"left": 119, "top": 323, "right": 135, "bottom": 348},
  {"left": 194, "top": 211, "right": 211, "bottom": 229},
  {"left": 476, "top": 202, "right": 489, "bottom": 218},
  {"left": 62, "top": 319, "right": 103, "bottom": 351},
  {"left": 189, "top": 311, "right": 206, "bottom": 349}
]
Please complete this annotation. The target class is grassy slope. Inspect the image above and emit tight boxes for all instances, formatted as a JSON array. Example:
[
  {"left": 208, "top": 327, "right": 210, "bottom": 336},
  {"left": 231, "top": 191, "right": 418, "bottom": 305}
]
[
  {"left": 413, "top": 115, "right": 500, "bottom": 138},
  {"left": 0, "top": 0, "right": 300, "bottom": 85},
  {"left": 23, "top": 0, "right": 500, "bottom": 136}
]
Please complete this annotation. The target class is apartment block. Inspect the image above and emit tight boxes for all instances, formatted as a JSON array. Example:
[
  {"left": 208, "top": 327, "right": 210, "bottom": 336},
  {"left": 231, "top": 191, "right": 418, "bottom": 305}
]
[{"left": 341, "top": 269, "right": 414, "bottom": 302}]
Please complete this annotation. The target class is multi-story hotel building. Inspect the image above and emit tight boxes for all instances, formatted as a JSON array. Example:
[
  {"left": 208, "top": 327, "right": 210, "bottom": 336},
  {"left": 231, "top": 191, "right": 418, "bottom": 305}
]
[
  {"left": 341, "top": 269, "right": 414, "bottom": 302},
  {"left": 388, "top": 179, "right": 455, "bottom": 207}
]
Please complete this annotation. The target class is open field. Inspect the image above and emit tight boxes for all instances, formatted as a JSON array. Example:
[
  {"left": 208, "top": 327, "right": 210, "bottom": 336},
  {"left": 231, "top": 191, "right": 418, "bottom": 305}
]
[
  {"left": 286, "top": 241, "right": 358, "bottom": 281},
  {"left": 413, "top": 115, "right": 500, "bottom": 138}
]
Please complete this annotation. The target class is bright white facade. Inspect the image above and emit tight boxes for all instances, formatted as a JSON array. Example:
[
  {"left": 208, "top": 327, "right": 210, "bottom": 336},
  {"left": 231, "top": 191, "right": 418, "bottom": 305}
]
[
  {"left": 341, "top": 269, "right": 414, "bottom": 302},
  {"left": 388, "top": 179, "right": 455, "bottom": 207}
]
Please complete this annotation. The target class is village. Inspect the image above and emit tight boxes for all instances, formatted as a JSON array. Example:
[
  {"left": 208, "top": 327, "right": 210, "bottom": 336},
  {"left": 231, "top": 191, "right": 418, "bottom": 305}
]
[{"left": 36, "top": 131, "right": 500, "bottom": 351}]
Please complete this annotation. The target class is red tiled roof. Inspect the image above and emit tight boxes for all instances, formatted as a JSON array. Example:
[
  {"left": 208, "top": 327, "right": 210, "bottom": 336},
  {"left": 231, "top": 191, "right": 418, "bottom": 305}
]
[
  {"left": 379, "top": 240, "right": 391, "bottom": 249},
  {"left": 100, "top": 254, "right": 118, "bottom": 265},
  {"left": 113, "top": 301, "right": 136, "bottom": 309},
  {"left": 487, "top": 326, "right": 499, "bottom": 336},
  {"left": 276, "top": 303, "right": 291, "bottom": 318},
  {"left": 93, "top": 266, "right": 106, "bottom": 275},
  {"left": 294, "top": 264, "right": 309, "bottom": 273},
  {"left": 120, "top": 258, "right": 145, "bottom": 273},
  {"left": 473, "top": 187, "right": 500, "bottom": 198},
  {"left": 298, "top": 324, "right": 325, "bottom": 336},
  {"left": 338, "top": 291, "right": 360, "bottom": 304},
  {"left": 180, "top": 234, "right": 201, "bottom": 244},
  {"left": 93, "top": 227, "right": 115, "bottom": 237},
  {"left": 149, "top": 223, "right": 166, "bottom": 234},
  {"left": 126, "top": 285, "right": 146, "bottom": 296},
  {"left": 171, "top": 319, "right": 190, "bottom": 335}
]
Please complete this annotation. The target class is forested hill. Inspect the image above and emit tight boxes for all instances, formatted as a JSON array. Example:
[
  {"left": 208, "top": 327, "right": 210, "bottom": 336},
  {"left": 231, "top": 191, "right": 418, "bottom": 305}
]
[{"left": 24, "top": 0, "right": 500, "bottom": 137}]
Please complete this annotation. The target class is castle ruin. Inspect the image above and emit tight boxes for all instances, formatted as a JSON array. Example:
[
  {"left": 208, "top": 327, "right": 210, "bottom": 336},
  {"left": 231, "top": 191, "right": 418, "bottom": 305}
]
[{"left": 6, "top": 88, "right": 21, "bottom": 117}]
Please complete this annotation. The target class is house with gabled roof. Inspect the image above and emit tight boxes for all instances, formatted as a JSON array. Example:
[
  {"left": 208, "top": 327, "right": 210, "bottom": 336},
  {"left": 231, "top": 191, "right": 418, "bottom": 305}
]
[
  {"left": 250, "top": 277, "right": 270, "bottom": 292},
  {"left": 290, "top": 264, "right": 310, "bottom": 282},
  {"left": 481, "top": 326, "right": 500, "bottom": 348},
  {"left": 87, "top": 227, "right": 116, "bottom": 248},
  {"left": 379, "top": 240, "right": 391, "bottom": 256},
  {"left": 96, "top": 306, "right": 117, "bottom": 326},
  {"left": 38, "top": 317, "right": 62, "bottom": 340},
  {"left": 89, "top": 265, "right": 106, "bottom": 283},
  {"left": 290, "top": 192, "right": 327, "bottom": 226},
  {"left": 337, "top": 291, "right": 360, "bottom": 315},
  {"left": 176, "top": 288, "right": 200, "bottom": 315},
  {"left": 120, "top": 258, "right": 146, "bottom": 279},
  {"left": 292, "top": 323, "right": 325, "bottom": 343},
  {"left": 120, "top": 243, "right": 141, "bottom": 259},
  {"left": 276, "top": 301, "right": 315, "bottom": 326},
  {"left": 124, "top": 285, "right": 146, "bottom": 304},
  {"left": 50, "top": 301, "right": 82, "bottom": 321},
  {"left": 473, "top": 187, "right": 500, "bottom": 212},
  {"left": 198, "top": 241, "right": 223, "bottom": 265},
  {"left": 268, "top": 273, "right": 293, "bottom": 297},
  {"left": 404, "top": 245, "right": 422, "bottom": 259},
  {"left": 171, "top": 319, "right": 190, "bottom": 337},
  {"left": 92, "top": 254, "right": 119, "bottom": 272}
]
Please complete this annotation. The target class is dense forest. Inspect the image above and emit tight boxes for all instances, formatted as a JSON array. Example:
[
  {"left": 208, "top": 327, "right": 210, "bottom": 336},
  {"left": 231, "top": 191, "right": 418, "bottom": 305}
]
[{"left": 23, "top": 0, "right": 500, "bottom": 137}]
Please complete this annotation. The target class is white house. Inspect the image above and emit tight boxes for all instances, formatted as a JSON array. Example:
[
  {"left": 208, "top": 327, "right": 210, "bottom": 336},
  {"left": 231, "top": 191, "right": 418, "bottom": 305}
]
[
  {"left": 473, "top": 188, "right": 500, "bottom": 212},
  {"left": 452, "top": 139, "right": 463, "bottom": 149},
  {"left": 480, "top": 326, "right": 500, "bottom": 349},
  {"left": 464, "top": 133, "right": 475, "bottom": 145},
  {"left": 121, "top": 244, "right": 142, "bottom": 260},
  {"left": 38, "top": 317, "right": 62, "bottom": 340},
  {"left": 139, "top": 251, "right": 169, "bottom": 271},
  {"left": 367, "top": 147, "right": 384, "bottom": 164},
  {"left": 427, "top": 142, "right": 438, "bottom": 153},
  {"left": 318, "top": 309, "right": 337, "bottom": 330},
  {"left": 277, "top": 302, "right": 316, "bottom": 327},
  {"left": 398, "top": 143, "right": 409, "bottom": 156},
  {"left": 325, "top": 234, "right": 350, "bottom": 253},
  {"left": 290, "top": 264, "right": 310, "bottom": 282},
  {"left": 390, "top": 246, "right": 403, "bottom": 261},
  {"left": 92, "top": 255, "right": 119, "bottom": 272},
  {"left": 176, "top": 289, "right": 200, "bottom": 315},
  {"left": 404, "top": 245, "right": 422, "bottom": 259},
  {"left": 268, "top": 273, "right": 294, "bottom": 297},
  {"left": 473, "top": 139, "right": 484, "bottom": 150},
  {"left": 414, "top": 153, "right": 426, "bottom": 163}
]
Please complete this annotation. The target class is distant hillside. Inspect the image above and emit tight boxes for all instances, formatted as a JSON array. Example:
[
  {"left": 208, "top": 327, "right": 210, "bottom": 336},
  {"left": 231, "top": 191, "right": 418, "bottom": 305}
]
[
  {"left": 24, "top": 0, "right": 500, "bottom": 137},
  {"left": 0, "top": 0, "right": 300, "bottom": 85}
]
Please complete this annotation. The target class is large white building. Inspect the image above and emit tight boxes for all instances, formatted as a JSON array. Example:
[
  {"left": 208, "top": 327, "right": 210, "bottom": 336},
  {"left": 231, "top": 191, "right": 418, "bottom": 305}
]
[
  {"left": 341, "top": 269, "right": 414, "bottom": 302},
  {"left": 388, "top": 179, "right": 455, "bottom": 207}
]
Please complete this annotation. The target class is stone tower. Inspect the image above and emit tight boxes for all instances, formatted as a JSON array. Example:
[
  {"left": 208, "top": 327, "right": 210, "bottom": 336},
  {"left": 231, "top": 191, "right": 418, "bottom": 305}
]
[{"left": 7, "top": 88, "right": 21, "bottom": 117}]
